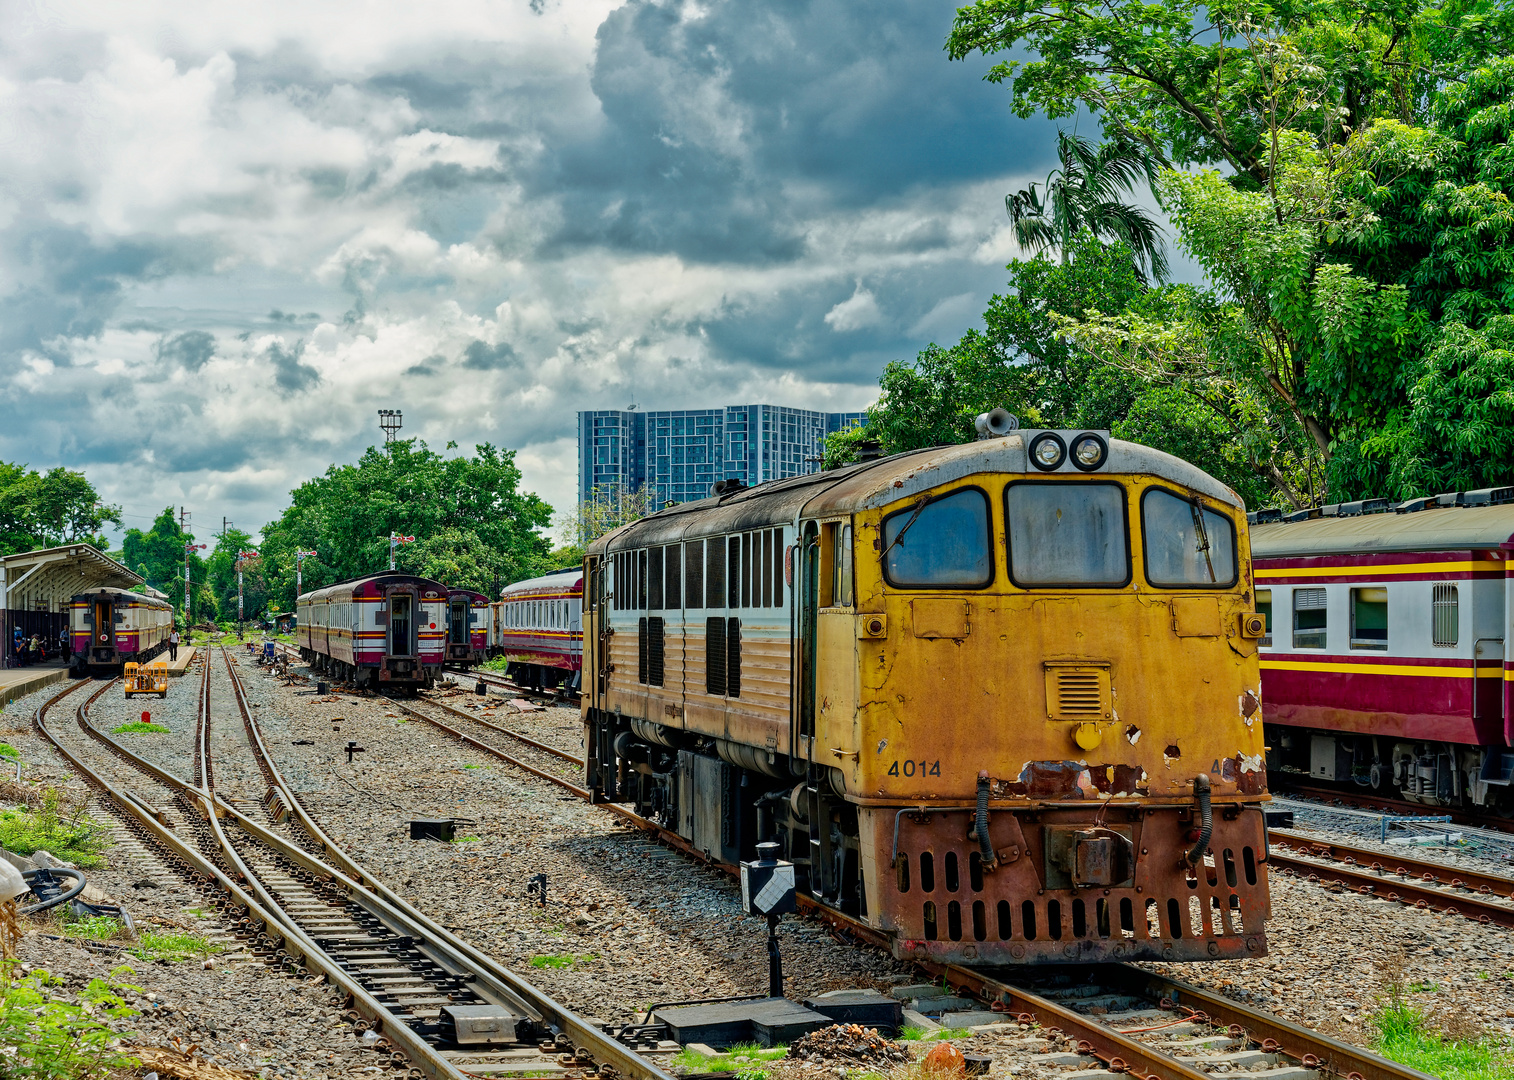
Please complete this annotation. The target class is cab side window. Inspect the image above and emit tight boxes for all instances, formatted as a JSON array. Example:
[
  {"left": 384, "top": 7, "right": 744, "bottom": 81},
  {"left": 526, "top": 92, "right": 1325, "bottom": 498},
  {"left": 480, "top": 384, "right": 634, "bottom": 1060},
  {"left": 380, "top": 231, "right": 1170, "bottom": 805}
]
[{"left": 882, "top": 489, "right": 992, "bottom": 588}]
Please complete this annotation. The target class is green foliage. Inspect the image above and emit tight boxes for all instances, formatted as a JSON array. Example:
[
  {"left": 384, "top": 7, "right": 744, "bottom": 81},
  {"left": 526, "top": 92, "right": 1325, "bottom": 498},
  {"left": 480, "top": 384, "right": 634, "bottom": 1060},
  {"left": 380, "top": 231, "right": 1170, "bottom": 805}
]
[
  {"left": 0, "top": 744, "right": 16, "bottom": 760},
  {"left": 109, "top": 722, "right": 169, "bottom": 735},
  {"left": 1371, "top": 1001, "right": 1514, "bottom": 1079},
  {"left": 672, "top": 1042, "right": 787, "bottom": 1074},
  {"left": 527, "top": 953, "right": 591, "bottom": 969},
  {"left": 0, "top": 464, "right": 120, "bottom": 557},
  {"left": 0, "top": 961, "right": 142, "bottom": 1079},
  {"left": 0, "top": 787, "right": 108, "bottom": 868},
  {"left": 205, "top": 526, "right": 265, "bottom": 624},
  {"left": 259, "top": 439, "right": 551, "bottom": 609},
  {"left": 122, "top": 507, "right": 205, "bottom": 620}
]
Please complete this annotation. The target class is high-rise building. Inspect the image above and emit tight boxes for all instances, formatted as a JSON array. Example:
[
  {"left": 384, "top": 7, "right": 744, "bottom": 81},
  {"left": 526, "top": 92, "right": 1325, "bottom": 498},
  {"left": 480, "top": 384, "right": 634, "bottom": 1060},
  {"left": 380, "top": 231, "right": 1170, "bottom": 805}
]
[{"left": 577, "top": 405, "right": 867, "bottom": 507}]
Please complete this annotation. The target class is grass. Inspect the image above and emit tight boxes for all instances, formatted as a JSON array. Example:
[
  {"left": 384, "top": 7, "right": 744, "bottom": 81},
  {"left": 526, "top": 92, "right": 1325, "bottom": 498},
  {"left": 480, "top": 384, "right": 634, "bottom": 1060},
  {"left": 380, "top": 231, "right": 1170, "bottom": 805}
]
[
  {"left": 59, "top": 915, "right": 219, "bottom": 962},
  {"left": 452, "top": 835, "right": 482, "bottom": 843},
  {"left": 898, "top": 1026, "right": 970, "bottom": 1041},
  {"left": 110, "top": 722, "right": 169, "bottom": 735},
  {"left": 0, "top": 744, "right": 17, "bottom": 760},
  {"left": 463, "top": 763, "right": 483, "bottom": 769},
  {"left": 1372, "top": 1003, "right": 1514, "bottom": 1079},
  {"left": 528, "top": 953, "right": 593, "bottom": 970},
  {"left": 673, "top": 1041, "right": 788, "bottom": 1075},
  {"left": 0, "top": 786, "right": 109, "bottom": 868}
]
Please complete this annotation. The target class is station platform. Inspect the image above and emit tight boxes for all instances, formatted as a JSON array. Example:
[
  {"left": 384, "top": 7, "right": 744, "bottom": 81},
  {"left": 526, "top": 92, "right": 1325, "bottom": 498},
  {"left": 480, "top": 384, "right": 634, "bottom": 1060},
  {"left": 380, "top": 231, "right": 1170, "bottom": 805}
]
[
  {"left": 163, "top": 644, "right": 199, "bottom": 677},
  {"left": 0, "top": 660, "right": 67, "bottom": 708}
]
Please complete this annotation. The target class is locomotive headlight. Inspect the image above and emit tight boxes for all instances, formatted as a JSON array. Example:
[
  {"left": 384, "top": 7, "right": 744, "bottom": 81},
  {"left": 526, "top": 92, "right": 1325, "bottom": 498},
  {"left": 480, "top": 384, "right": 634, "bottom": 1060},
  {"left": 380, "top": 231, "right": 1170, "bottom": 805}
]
[
  {"left": 1029, "top": 432, "right": 1067, "bottom": 471},
  {"left": 1071, "top": 432, "right": 1108, "bottom": 471}
]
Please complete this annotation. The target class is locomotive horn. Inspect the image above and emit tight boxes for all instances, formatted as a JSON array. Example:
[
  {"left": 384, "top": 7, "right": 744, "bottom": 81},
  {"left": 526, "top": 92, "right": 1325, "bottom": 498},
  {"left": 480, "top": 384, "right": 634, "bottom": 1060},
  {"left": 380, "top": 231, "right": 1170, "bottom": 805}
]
[{"left": 975, "top": 408, "right": 1019, "bottom": 440}]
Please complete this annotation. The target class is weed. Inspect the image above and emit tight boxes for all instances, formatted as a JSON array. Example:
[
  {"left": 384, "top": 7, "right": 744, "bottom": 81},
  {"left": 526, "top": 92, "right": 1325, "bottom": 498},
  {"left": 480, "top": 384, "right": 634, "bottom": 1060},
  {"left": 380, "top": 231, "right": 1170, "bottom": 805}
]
[
  {"left": 110, "top": 722, "right": 169, "bottom": 735},
  {"left": 0, "top": 744, "right": 16, "bottom": 759},
  {"left": 1406, "top": 982, "right": 1438, "bottom": 993},
  {"left": 672, "top": 1042, "right": 787, "bottom": 1074},
  {"left": 528, "top": 954, "right": 592, "bottom": 969},
  {"left": 59, "top": 915, "right": 130, "bottom": 944},
  {"left": 0, "top": 787, "right": 108, "bottom": 868},
  {"left": 898, "top": 1026, "right": 929, "bottom": 1041},
  {"left": 452, "top": 835, "right": 481, "bottom": 843},
  {"left": 0, "top": 960, "right": 142, "bottom": 1078},
  {"left": 463, "top": 763, "right": 482, "bottom": 769},
  {"left": 1372, "top": 1002, "right": 1514, "bottom": 1080},
  {"left": 132, "top": 929, "right": 219, "bottom": 962}
]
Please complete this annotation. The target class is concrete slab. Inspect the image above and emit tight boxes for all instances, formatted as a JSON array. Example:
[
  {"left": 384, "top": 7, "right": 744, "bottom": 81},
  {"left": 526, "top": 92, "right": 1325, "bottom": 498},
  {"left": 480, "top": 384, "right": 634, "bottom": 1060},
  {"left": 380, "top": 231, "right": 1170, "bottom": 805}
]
[
  {"left": 655, "top": 998, "right": 831, "bottom": 1049},
  {"left": 938, "top": 1011, "right": 1003, "bottom": 1028},
  {"left": 891, "top": 984, "right": 947, "bottom": 1001},
  {"left": 907, "top": 996, "right": 979, "bottom": 1016},
  {"left": 802, "top": 989, "right": 902, "bottom": 1030},
  {"left": 0, "top": 661, "right": 66, "bottom": 707}
]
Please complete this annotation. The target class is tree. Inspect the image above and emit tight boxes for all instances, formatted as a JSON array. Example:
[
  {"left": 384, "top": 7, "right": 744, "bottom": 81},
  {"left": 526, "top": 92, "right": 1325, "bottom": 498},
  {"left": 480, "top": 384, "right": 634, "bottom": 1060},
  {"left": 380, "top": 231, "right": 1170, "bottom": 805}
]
[
  {"left": 0, "top": 465, "right": 120, "bottom": 555},
  {"left": 1007, "top": 131, "right": 1169, "bottom": 280},
  {"left": 548, "top": 486, "right": 659, "bottom": 569},
  {"left": 259, "top": 440, "right": 552, "bottom": 611},
  {"left": 207, "top": 527, "right": 267, "bottom": 623},
  {"left": 122, "top": 507, "right": 206, "bottom": 620}
]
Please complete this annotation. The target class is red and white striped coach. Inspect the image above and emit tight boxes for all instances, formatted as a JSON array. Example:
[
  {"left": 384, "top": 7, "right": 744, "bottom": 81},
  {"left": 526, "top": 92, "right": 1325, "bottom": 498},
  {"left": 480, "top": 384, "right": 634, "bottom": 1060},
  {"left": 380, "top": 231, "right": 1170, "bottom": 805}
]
[
  {"left": 489, "top": 568, "right": 582, "bottom": 692},
  {"left": 297, "top": 572, "right": 448, "bottom": 691},
  {"left": 445, "top": 587, "right": 490, "bottom": 666},
  {"left": 1250, "top": 489, "right": 1514, "bottom": 810}
]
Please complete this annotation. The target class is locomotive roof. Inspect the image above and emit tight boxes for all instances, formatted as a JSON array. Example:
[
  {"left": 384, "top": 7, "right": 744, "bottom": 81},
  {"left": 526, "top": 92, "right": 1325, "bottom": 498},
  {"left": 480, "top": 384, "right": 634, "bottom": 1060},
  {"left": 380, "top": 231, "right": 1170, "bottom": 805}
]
[
  {"left": 1251, "top": 504, "right": 1514, "bottom": 558},
  {"left": 499, "top": 567, "right": 583, "bottom": 597},
  {"left": 298, "top": 571, "right": 449, "bottom": 604},
  {"left": 589, "top": 434, "right": 1242, "bottom": 555}
]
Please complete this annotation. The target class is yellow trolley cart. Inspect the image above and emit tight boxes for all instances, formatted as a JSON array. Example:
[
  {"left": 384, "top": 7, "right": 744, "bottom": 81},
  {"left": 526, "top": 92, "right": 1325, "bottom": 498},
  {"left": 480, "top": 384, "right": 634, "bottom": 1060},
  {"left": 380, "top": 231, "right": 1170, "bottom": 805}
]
[{"left": 123, "top": 660, "right": 169, "bottom": 699}]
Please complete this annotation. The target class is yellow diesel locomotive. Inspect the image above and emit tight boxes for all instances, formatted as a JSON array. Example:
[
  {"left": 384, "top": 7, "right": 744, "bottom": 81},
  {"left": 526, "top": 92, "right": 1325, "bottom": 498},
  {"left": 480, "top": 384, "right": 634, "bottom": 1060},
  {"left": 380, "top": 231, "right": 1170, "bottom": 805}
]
[{"left": 583, "top": 425, "right": 1270, "bottom": 965}]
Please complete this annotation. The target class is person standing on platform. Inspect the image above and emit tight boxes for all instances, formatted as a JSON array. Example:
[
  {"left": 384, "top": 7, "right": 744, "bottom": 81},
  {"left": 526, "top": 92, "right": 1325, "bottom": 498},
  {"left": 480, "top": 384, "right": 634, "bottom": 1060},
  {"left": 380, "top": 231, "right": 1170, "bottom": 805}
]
[{"left": 168, "top": 628, "right": 180, "bottom": 662}]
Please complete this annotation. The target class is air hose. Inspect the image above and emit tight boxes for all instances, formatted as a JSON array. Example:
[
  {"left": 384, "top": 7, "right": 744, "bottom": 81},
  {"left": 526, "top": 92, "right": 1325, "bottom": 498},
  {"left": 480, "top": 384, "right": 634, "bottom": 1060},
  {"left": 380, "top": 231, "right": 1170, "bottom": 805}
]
[
  {"left": 972, "top": 771, "right": 998, "bottom": 871},
  {"left": 1185, "top": 774, "right": 1212, "bottom": 866}
]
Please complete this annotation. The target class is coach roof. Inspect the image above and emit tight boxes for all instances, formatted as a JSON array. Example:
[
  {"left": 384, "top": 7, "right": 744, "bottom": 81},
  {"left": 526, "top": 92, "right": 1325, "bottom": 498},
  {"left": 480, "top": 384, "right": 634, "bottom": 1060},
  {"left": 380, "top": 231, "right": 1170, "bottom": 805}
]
[
  {"left": 590, "top": 434, "right": 1243, "bottom": 555},
  {"left": 1251, "top": 504, "right": 1514, "bottom": 558}
]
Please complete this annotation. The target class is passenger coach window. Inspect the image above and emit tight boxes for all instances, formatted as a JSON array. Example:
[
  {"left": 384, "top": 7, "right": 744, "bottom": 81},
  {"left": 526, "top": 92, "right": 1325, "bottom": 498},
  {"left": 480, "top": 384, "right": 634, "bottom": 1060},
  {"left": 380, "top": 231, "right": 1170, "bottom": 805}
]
[
  {"left": 1350, "top": 588, "right": 1388, "bottom": 650},
  {"left": 1432, "top": 584, "right": 1458, "bottom": 647},
  {"left": 1293, "top": 588, "right": 1327, "bottom": 649},
  {"left": 1256, "top": 590, "right": 1273, "bottom": 647},
  {"left": 1141, "top": 488, "right": 1237, "bottom": 586},
  {"left": 1005, "top": 482, "right": 1128, "bottom": 587},
  {"left": 882, "top": 489, "right": 993, "bottom": 587}
]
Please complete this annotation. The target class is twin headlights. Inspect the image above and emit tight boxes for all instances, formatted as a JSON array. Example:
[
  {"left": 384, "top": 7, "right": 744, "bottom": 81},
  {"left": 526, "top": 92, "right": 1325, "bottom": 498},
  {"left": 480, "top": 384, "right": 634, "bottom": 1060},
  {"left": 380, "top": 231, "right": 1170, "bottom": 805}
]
[{"left": 1028, "top": 430, "right": 1108, "bottom": 472}]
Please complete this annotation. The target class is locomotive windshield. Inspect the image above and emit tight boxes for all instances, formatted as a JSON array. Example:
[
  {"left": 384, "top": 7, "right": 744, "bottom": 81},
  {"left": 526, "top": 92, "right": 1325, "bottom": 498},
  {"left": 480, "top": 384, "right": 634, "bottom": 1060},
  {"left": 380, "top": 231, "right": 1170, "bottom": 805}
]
[
  {"left": 1005, "top": 481, "right": 1129, "bottom": 586},
  {"left": 882, "top": 488, "right": 992, "bottom": 587},
  {"left": 1141, "top": 487, "right": 1237, "bottom": 586}
]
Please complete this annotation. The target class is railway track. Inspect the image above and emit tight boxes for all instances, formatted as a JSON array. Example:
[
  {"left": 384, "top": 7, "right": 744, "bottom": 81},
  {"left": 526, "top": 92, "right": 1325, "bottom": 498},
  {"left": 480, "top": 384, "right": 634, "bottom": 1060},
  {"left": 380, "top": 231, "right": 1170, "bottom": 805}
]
[
  {"left": 31, "top": 648, "right": 677, "bottom": 1080},
  {"left": 1270, "top": 775, "right": 1514, "bottom": 836},
  {"left": 445, "top": 665, "right": 580, "bottom": 706},
  {"left": 388, "top": 691, "right": 1434, "bottom": 1080}
]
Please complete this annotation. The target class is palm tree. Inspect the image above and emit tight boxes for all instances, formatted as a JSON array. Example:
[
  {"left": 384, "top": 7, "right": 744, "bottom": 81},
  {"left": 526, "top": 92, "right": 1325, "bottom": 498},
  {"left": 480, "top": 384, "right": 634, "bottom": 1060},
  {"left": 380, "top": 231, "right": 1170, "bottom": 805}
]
[{"left": 1007, "top": 131, "right": 1170, "bottom": 282}]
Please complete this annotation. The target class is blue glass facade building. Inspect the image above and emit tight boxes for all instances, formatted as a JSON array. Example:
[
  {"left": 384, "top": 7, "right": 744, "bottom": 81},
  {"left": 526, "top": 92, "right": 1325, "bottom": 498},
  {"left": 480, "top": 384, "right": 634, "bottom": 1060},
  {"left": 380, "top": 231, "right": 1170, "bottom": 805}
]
[{"left": 577, "top": 406, "right": 867, "bottom": 507}]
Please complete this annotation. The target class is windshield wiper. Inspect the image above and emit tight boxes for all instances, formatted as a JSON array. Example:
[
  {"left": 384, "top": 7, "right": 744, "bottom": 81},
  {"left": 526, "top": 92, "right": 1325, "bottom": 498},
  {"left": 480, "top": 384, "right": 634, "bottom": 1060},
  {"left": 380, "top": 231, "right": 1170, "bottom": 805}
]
[
  {"left": 881, "top": 496, "right": 931, "bottom": 561},
  {"left": 1189, "top": 496, "right": 1216, "bottom": 583}
]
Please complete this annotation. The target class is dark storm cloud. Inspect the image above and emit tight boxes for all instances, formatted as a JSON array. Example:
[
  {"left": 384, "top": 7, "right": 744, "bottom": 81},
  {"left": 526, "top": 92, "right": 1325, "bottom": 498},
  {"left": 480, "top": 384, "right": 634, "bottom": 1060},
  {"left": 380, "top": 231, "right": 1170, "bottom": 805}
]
[
  {"left": 534, "top": 0, "right": 1051, "bottom": 261},
  {"left": 405, "top": 354, "right": 445, "bottom": 375},
  {"left": 266, "top": 339, "right": 321, "bottom": 394},
  {"left": 156, "top": 330, "right": 218, "bottom": 371},
  {"left": 461, "top": 340, "right": 519, "bottom": 370}
]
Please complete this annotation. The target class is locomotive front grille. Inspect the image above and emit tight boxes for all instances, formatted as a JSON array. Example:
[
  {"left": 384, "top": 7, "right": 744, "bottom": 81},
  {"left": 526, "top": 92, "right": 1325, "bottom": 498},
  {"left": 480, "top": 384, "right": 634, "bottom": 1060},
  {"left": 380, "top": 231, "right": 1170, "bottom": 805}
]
[{"left": 872, "top": 804, "right": 1269, "bottom": 964}]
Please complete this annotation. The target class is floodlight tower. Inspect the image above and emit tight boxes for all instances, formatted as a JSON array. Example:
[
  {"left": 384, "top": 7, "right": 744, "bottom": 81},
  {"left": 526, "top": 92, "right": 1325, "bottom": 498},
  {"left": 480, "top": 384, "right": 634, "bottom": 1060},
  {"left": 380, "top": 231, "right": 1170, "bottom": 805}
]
[{"left": 379, "top": 409, "right": 403, "bottom": 443}]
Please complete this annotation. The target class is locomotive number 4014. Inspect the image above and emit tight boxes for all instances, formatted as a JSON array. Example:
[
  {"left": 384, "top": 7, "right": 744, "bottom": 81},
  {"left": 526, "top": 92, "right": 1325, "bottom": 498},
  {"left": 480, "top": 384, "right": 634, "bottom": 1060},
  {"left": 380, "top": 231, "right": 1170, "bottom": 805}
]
[{"left": 887, "top": 760, "right": 941, "bottom": 777}]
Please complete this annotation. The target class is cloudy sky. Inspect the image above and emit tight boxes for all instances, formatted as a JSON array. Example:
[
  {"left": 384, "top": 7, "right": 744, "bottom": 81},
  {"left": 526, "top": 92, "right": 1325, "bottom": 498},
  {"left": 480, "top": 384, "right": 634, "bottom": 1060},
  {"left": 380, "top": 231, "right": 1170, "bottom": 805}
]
[{"left": 0, "top": 0, "right": 1068, "bottom": 544}]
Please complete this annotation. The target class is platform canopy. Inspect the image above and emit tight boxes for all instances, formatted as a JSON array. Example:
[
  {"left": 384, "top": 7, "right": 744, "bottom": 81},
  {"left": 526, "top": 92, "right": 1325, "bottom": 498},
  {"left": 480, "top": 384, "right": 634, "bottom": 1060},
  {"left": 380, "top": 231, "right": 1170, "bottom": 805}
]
[{"left": 1, "top": 544, "right": 145, "bottom": 615}]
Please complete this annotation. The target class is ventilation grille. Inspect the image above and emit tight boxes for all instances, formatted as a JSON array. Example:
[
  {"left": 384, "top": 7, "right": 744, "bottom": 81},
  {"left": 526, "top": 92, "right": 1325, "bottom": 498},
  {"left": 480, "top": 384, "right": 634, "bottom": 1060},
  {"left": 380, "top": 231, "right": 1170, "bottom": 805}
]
[{"left": 1045, "top": 664, "right": 1110, "bottom": 719}]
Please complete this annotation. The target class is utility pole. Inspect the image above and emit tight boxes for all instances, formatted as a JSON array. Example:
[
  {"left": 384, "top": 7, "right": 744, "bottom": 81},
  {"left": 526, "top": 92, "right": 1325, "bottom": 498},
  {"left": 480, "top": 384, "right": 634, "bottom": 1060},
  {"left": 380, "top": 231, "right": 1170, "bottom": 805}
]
[
  {"left": 236, "top": 550, "right": 259, "bottom": 630},
  {"left": 295, "top": 550, "right": 318, "bottom": 599}
]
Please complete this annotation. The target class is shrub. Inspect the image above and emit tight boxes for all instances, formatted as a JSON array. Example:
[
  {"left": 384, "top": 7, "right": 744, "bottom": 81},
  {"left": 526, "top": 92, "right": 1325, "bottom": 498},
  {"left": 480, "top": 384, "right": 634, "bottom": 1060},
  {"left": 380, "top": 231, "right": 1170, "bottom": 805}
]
[
  {"left": 0, "top": 788, "right": 108, "bottom": 868},
  {"left": 0, "top": 961, "right": 142, "bottom": 1079}
]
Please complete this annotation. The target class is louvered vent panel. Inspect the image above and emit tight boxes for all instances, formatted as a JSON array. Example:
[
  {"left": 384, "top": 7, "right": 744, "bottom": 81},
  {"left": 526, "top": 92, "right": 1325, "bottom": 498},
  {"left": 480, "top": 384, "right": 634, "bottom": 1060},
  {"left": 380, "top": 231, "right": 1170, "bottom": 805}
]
[{"left": 1044, "top": 664, "right": 1111, "bottom": 719}]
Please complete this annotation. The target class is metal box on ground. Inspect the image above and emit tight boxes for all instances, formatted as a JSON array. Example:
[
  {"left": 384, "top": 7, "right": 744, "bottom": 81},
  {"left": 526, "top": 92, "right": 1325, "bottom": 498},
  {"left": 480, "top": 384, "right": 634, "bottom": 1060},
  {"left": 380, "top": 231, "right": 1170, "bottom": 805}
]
[
  {"left": 654, "top": 998, "right": 830, "bottom": 1049},
  {"left": 441, "top": 1004, "right": 520, "bottom": 1045},
  {"left": 801, "top": 989, "right": 902, "bottom": 1031},
  {"left": 409, "top": 818, "right": 456, "bottom": 841}
]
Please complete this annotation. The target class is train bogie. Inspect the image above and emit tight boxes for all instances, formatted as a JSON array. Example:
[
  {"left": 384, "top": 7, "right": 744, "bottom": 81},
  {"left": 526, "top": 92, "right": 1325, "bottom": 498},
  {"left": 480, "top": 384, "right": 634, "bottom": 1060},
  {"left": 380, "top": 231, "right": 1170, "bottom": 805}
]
[{"left": 584, "top": 433, "right": 1271, "bottom": 966}]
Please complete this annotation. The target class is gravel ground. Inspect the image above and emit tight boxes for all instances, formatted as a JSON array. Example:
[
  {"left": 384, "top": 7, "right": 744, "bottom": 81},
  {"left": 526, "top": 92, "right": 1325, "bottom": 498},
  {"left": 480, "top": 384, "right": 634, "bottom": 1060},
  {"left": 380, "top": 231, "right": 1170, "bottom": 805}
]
[
  {"left": 1272, "top": 793, "right": 1514, "bottom": 876},
  {"left": 8, "top": 654, "right": 1514, "bottom": 1080}
]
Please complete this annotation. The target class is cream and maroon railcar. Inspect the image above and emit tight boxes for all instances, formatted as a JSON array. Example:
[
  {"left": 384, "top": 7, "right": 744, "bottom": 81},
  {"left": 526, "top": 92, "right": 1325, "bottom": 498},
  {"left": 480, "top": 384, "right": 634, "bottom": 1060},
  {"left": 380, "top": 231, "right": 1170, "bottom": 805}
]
[
  {"left": 490, "top": 569, "right": 582, "bottom": 691},
  {"left": 68, "top": 587, "right": 174, "bottom": 676},
  {"left": 297, "top": 572, "right": 448, "bottom": 690},
  {"left": 445, "top": 588, "right": 490, "bottom": 666},
  {"left": 585, "top": 430, "right": 1272, "bottom": 967},
  {"left": 1250, "top": 489, "right": 1514, "bottom": 810}
]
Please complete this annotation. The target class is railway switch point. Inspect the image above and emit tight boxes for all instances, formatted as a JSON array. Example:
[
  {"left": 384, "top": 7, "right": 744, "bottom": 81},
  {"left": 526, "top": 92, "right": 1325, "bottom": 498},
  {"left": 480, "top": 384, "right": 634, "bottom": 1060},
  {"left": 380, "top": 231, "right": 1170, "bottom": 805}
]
[{"left": 741, "top": 842, "right": 796, "bottom": 999}]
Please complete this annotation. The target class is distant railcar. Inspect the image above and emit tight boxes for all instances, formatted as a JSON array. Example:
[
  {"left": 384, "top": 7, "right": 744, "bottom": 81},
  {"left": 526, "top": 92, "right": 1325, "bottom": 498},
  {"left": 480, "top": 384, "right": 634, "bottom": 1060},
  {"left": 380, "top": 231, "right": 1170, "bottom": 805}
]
[
  {"left": 491, "top": 569, "right": 582, "bottom": 691},
  {"left": 297, "top": 572, "right": 448, "bottom": 691},
  {"left": 69, "top": 587, "right": 175, "bottom": 677},
  {"left": 1250, "top": 491, "right": 1514, "bottom": 810},
  {"left": 584, "top": 429, "right": 1271, "bottom": 967},
  {"left": 446, "top": 588, "right": 490, "bottom": 666}
]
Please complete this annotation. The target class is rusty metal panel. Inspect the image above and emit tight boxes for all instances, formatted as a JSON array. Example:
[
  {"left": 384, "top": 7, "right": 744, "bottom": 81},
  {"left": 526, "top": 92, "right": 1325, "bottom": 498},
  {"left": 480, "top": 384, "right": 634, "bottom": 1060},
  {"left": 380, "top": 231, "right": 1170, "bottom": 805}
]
[
  {"left": 869, "top": 804, "right": 1269, "bottom": 965},
  {"left": 910, "top": 599, "right": 970, "bottom": 639},
  {"left": 1171, "top": 596, "right": 1222, "bottom": 637}
]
